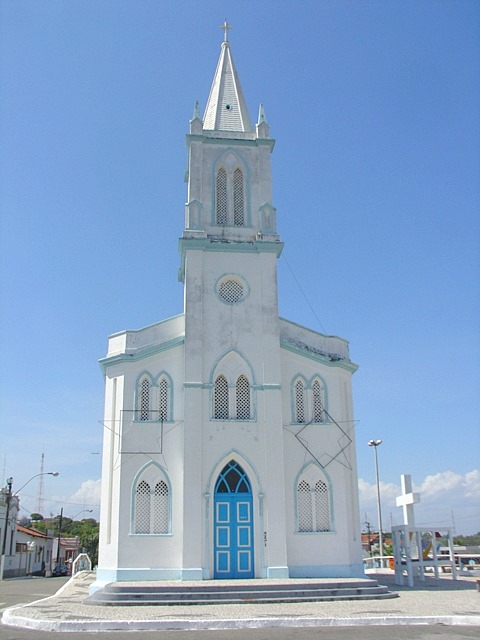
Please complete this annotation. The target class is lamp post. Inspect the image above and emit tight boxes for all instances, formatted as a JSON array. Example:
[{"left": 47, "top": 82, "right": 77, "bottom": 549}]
[{"left": 368, "top": 439, "right": 384, "bottom": 566}]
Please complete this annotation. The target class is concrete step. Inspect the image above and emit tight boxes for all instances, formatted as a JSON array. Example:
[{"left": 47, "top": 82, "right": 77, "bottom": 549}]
[{"left": 86, "top": 579, "right": 398, "bottom": 606}]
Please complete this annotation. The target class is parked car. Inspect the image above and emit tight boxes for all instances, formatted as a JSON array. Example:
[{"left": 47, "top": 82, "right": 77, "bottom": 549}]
[{"left": 52, "top": 564, "right": 69, "bottom": 576}]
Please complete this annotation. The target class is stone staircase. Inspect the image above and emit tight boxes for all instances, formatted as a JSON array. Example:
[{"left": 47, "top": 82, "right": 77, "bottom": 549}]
[{"left": 86, "top": 578, "right": 398, "bottom": 606}]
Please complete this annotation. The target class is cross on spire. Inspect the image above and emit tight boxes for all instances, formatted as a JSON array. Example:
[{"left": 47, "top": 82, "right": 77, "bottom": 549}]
[{"left": 220, "top": 20, "right": 232, "bottom": 43}]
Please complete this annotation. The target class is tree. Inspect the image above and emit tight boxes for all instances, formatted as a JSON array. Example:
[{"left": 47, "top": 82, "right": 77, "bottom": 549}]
[{"left": 30, "top": 513, "right": 44, "bottom": 521}]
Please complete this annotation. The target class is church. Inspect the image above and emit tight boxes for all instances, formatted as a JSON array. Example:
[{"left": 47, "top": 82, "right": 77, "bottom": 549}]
[{"left": 93, "top": 26, "right": 364, "bottom": 589}]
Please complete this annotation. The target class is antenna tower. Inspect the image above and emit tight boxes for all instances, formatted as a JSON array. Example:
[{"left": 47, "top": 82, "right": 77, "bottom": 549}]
[{"left": 37, "top": 452, "right": 45, "bottom": 514}]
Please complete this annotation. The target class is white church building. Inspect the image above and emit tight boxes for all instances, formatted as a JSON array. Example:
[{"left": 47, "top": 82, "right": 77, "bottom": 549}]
[{"left": 94, "top": 28, "right": 364, "bottom": 588}]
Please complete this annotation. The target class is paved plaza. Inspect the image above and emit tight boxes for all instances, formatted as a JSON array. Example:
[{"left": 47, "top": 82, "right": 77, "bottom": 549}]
[{"left": 1, "top": 571, "right": 479, "bottom": 632}]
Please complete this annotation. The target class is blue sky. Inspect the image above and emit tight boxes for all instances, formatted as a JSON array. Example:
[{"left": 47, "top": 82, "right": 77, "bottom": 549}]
[{"left": 1, "top": 1, "right": 479, "bottom": 534}]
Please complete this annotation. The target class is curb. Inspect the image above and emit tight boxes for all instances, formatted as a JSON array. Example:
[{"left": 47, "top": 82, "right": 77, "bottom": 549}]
[{"left": 3, "top": 607, "right": 480, "bottom": 632}]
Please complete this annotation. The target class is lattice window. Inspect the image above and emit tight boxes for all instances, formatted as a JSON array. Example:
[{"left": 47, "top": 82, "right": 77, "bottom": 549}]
[
  {"left": 295, "top": 380, "right": 305, "bottom": 423},
  {"left": 219, "top": 279, "right": 244, "bottom": 304},
  {"left": 313, "top": 380, "right": 325, "bottom": 423},
  {"left": 315, "top": 480, "right": 330, "bottom": 531},
  {"left": 134, "top": 481, "right": 151, "bottom": 534},
  {"left": 297, "top": 480, "right": 313, "bottom": 532},
  {"left": 233, "top": 168, "right": 244, "bottom": 226},
  {"left": 214, "top": 375, "right": 229, "bottom": 419},
  {"left": 216, "top": 168, "right": 227, "bottom": 225},
  {"left": 140, "top": 378, "right": 150, "bottom": 421},
  {"left": 158, "top": 378, "right": 168, "bottom": 421},
  {"left": 153, "top": 481, "right": 169, "bottom": 534},
  {"left": 236, "top": 375, "right": 250, "bottom": 420}
]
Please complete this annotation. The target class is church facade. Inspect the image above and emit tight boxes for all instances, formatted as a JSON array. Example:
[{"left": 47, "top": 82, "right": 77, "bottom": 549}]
[{"left": 94, "top": 31, "right": 363, "bottom": 589}]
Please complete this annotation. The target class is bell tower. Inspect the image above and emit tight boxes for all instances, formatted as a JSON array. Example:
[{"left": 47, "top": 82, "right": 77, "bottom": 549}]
[{"left": 179, "top": 23, "right": 289, "bottom": 579}]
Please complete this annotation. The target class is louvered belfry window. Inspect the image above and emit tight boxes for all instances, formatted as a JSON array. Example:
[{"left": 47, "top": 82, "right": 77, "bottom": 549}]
[
  {"left": 236, "top": 375, "right": 250, "bottom": 419},
  {"left": 233, "top": 168, "right": 244, "bottom": 226},
  {"left": 216, "top": 168, "right": 227, "bottom": 225},
  {"left": 214, "top": 375, "right": 229, "bottom": 419}
]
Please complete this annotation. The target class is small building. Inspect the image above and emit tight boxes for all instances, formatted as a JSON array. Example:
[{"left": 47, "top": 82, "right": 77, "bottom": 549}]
[
  {"left": 0, "top": 486, "right": 19, "bottom": 579},
  {"left": 16, "top": 525, "right": 54, "bottom": 576}
]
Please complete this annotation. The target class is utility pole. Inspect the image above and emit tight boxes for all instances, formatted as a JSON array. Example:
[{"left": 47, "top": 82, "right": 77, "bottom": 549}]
[
  {"left": 363, "top": 516, "right": 373, "bottom": 557},
  {"left": 55, "top": 507, "right": 63, "bottom": 568},
  {"left": 0, "top": 477, "right": 13, "bottom": 580}
]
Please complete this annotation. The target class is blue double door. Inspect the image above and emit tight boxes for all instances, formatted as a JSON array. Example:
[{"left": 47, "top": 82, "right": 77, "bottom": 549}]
[{"left": 214, "top": 461, "right": 254, "bottom": 579}]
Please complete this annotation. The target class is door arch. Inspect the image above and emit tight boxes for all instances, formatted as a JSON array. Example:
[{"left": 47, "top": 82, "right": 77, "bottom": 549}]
[{"left": 214, "top": 460, "right": 254, "bottom": 578}]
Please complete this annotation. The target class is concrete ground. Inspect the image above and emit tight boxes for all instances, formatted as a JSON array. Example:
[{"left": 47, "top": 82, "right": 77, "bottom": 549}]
[{"left": 2, "top": 570, "right": 480, "bottom": 632}]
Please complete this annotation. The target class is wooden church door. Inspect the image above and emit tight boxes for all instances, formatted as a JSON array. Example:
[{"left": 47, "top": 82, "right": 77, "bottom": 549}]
[{"left": 214, "top": 461, "right": 254, "bottom": 578}]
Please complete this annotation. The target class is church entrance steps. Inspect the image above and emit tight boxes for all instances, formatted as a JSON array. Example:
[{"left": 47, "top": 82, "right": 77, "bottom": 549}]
[{"left": 86, "top": 578, "right": 398, "bottom": 606}]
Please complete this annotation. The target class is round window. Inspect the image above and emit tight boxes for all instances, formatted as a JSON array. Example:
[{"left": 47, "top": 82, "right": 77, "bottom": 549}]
[{"left": 218, "top": 279, "right": 245, "bottom": 304}]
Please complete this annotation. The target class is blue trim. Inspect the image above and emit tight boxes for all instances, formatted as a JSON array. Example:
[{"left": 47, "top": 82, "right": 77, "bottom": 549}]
[
  {"left": 210, "top": 349, "right": 257, "bottom": 422},
  {"left": 289, "top": 373, "right": 330, "bottom": 425},
  {"left": 186, "top": 132, "right": 276, "bottom": 151},
  {"left": 178, "top": 237, "right": 284, "bottom": 283},
  {"left": 99, "top": 336, "right": 184, "bottom": 374},
  {"left": 209, "top": 348, "right": 257, "bottom": 385},
  {"left": 280, "top": 338, "right": 358, "bottom": 372}
]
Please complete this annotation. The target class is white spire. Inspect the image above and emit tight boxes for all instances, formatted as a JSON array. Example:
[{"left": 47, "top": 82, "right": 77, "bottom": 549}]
[{"left": 203, "top": 23, "right": 253, "bottom": 133}]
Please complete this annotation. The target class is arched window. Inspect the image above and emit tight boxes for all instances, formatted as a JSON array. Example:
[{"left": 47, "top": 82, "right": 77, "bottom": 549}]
[
  {"left": 140, "top": 378, "right": 150, "bottom": 421},
  {"left": 158, "top": 378, "right": 168, "bottom": 421},
  {"left": 297, "top": 480, "right": 313, "bottom": 532},
  {"left": 134, "top": 480, "right": 151, "bottom": 533},
  {"left": 214, "top": 375, "right": 229, "bottom": 419},
  {"left": 233, "top": 168, "right": 244, "bottom": 226},
  {"left": 295, "top": 380, "right": 305, "bottom": 423},
  {"left": 236, "top": 375, "right": 250, "bottom": 419},
  {"left": 315, "top": 480, "right": 330, "bottom": 531},
  {"left": 153, "top": 481, "right": 169, "bottom": 534},
  {"left": 296, "top": 470, "right": 331, "bottom": 533},
  {"left": 216, "top": 168, "right": 227, "bottom": 225},
  {"left": 133, "top": 468, "right": 171, "bottom": 534},
  {"left": 312, "top": 379, "right": 325, "bottom": 423}
]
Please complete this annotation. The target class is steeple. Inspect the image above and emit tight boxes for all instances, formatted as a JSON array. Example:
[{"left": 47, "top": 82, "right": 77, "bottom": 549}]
[{"left": 203, "top": 21, "right": 253, "bottom": 133}]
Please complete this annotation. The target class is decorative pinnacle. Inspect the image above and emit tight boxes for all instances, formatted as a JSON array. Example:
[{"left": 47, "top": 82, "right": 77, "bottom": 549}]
[{"left": 220, "top": 19, "right": 232, "bottom": 43}]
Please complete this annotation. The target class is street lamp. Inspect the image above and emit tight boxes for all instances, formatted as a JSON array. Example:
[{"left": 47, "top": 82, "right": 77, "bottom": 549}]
[
  {"left": 1, "top": 472, "right": 59, "bottom": 580},
  {"left": 15, "top": 472, "right": 59, "bottom": 496},
  {"left": 72, "top": 510, "right": 93, "bottom": 520},
  {"left": 368, "top": 439, "right": 384, "bottom": 566}
]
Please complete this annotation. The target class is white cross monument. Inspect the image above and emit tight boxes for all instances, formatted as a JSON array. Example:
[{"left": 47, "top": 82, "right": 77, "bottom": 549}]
[{"left": 396, "top": 474, "right": 420, "bottom": 526}]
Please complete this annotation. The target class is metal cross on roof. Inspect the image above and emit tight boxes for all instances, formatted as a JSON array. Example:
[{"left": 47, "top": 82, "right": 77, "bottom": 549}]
[{"left": 220, "top": 20, "right": 232, "bottom": 42}]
